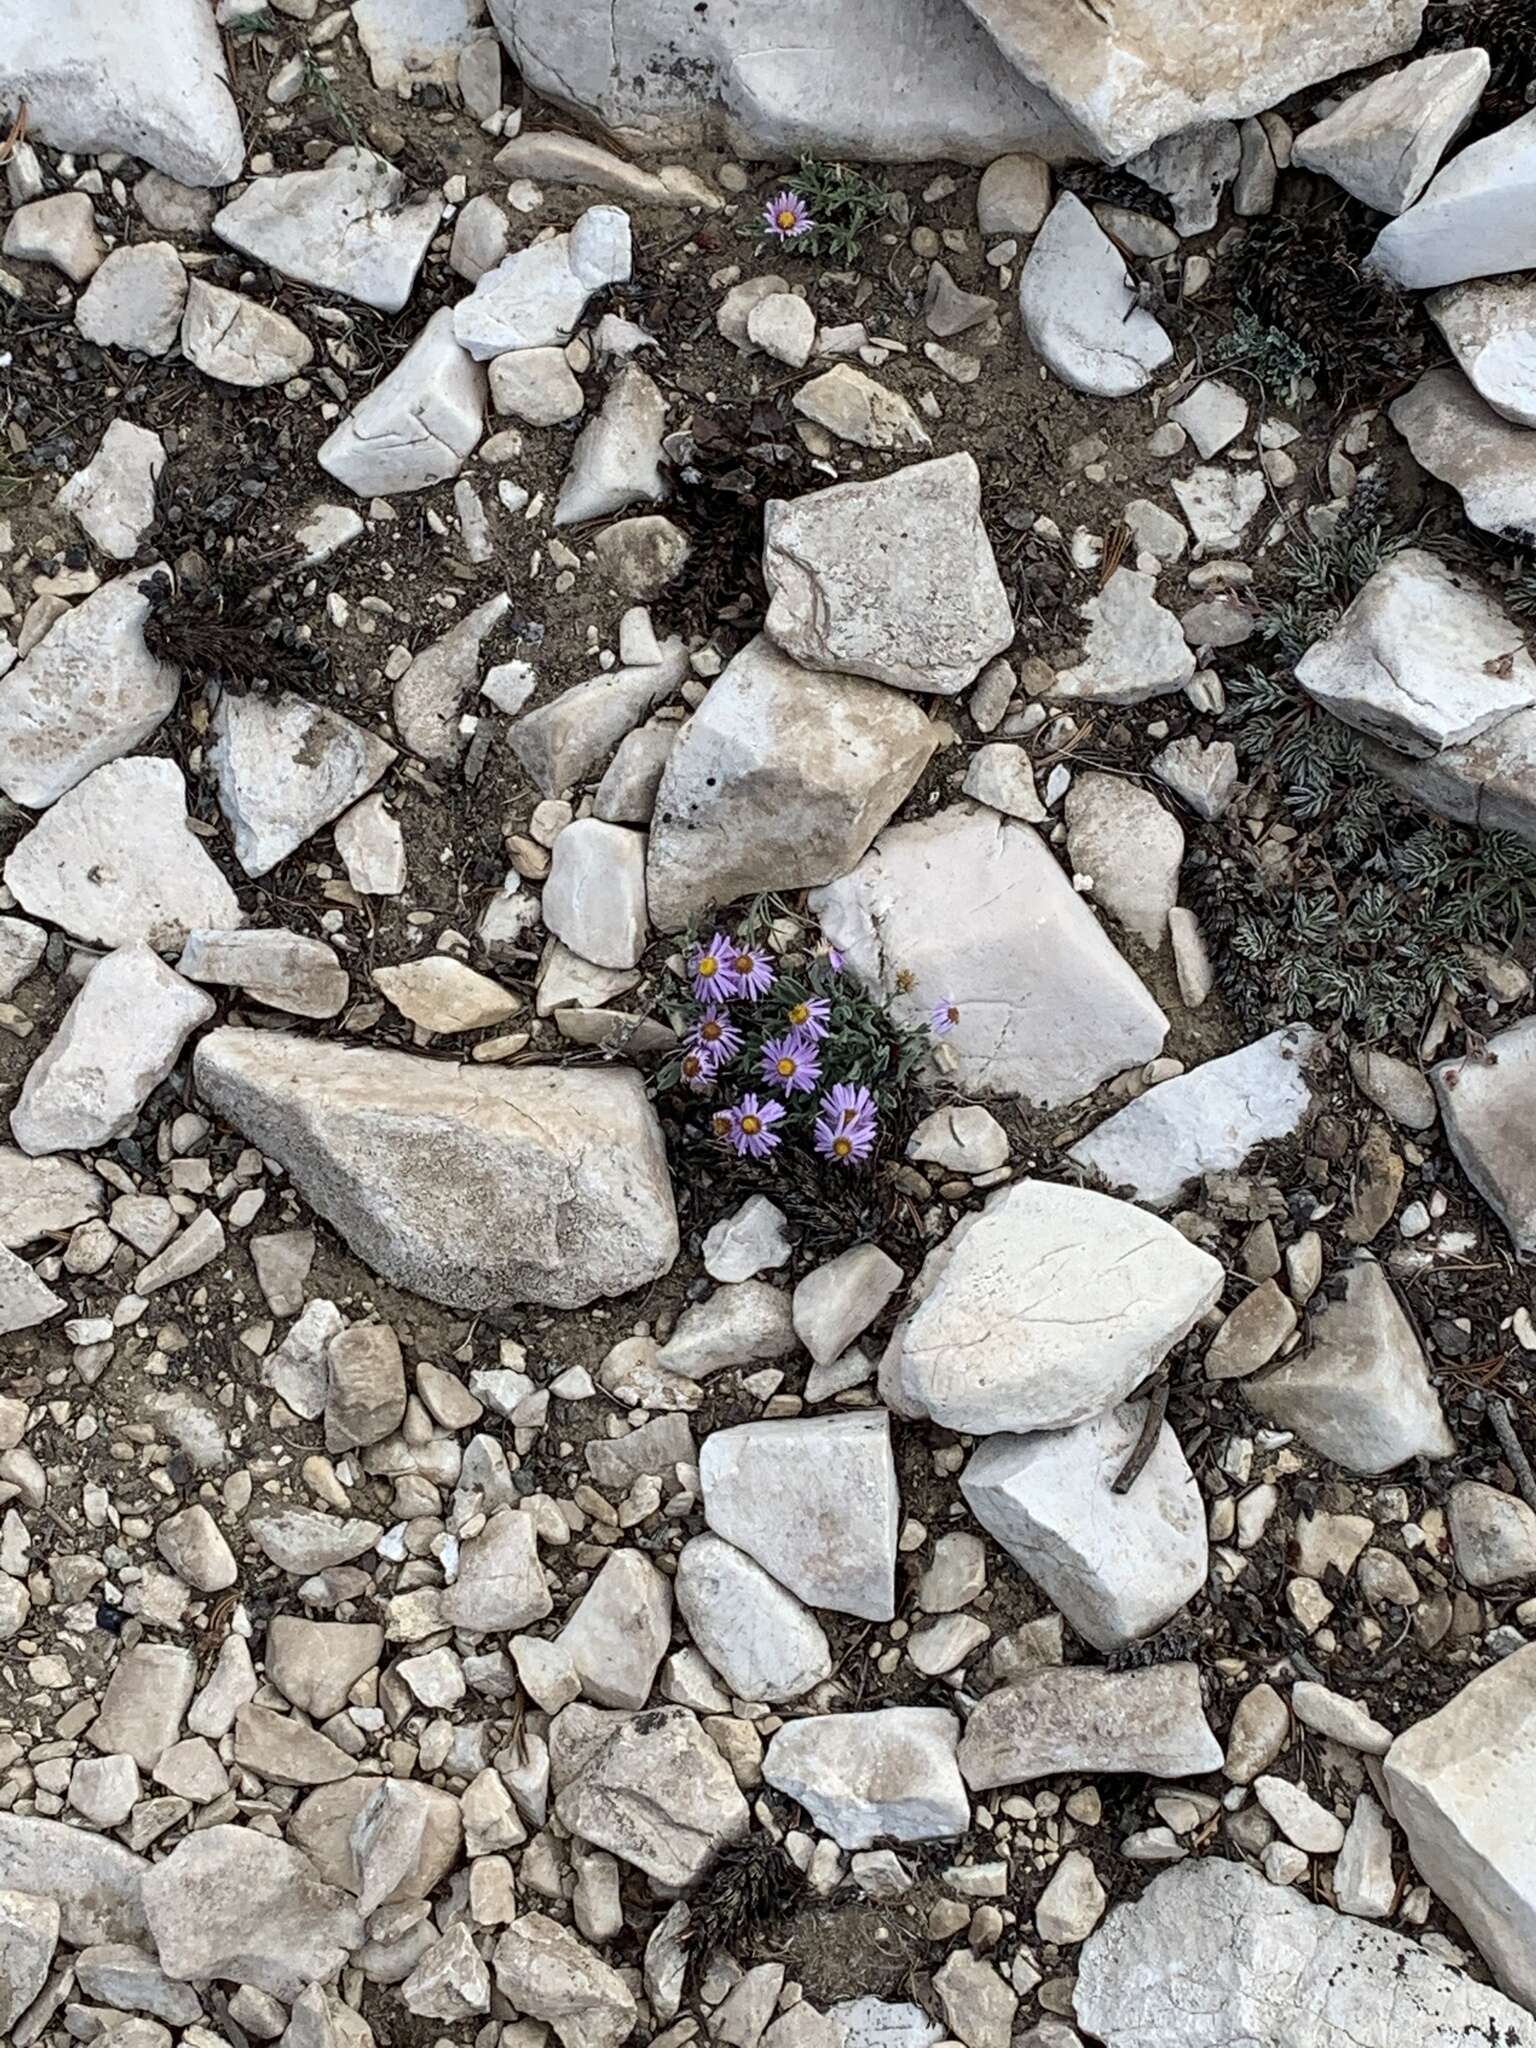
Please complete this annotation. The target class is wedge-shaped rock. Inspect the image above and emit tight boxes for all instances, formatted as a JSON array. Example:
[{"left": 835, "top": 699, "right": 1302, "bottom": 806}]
[
  {"left": 493, "top": 1913, "right": 636, "bottom": 2048},
  {"left": 763, "top": 1708, "right": 968, "bottom": 1849},
  {"left": 319, "top": 307, "right": 486, "bottom": 497},
  {"left": 454, "top": 205, "right": 631, "bottom": 360},
  {"left": 1081, "top": 1859, "right": 1536, "bottom": 2046},
  {"left": 0, "top": 1244, "right": 63, "bottom": 1334},
  {"left": 551, "top": 1702, "right": 750, "bottom": 1887},
  {"left": 0, "top": 1149, "right": 104, "bottom": 1250},
  {"left": 1364, "top": 705, "right": 1536, "bottom": 851},
  {"left": 393, "top": 593, "right": 511, "bottom": 764},
  {"left": 958, "top": 1664, "right": 1222, "bottom": 1789},
  {"left": 181, "top": 279, "right": 315, "bottom": 388},
  {"left": 486, "top": 0, "right": 1080, "bottom": 164},
  {"left": 1067, "top": 1027, "right": 1321, "bottom": 1209},
  {"left": 1372, "top": 105, "right": 1536, "bottom": 289},
  {"left": 55, "top": 425, "right": 167, "bottom": 564},
  {"left": 1296, "top": 550, "right": 1535, "bottom": 758},
  {"left": 1, "top": 0, "right": 245, "bottom": 185},
  {"left": 142, "top": 1824, "right": 364, "bottom": 2003},
  {"left": 0, "top": 1891, "right": 58, "bottom": 2035},
  {"left": 178, "top": 927, "right": 348, "bottom": 1020},
  {"left": 0, "top": 1814, "right": 150, "bottom": 1948},
  {"left": 4, "top": 758, "right": 241, "bottom": 953},
  {"left": 1430, "top": 277, "right": 1536, "bottom": 431},
  {"left": 1246, "top": 1256, "right": 1455, "bottom": 1473},
  {"left": 960, "top": 1403, "right": 1207, "bottom": 1652},
  {"left": 881, "top": 1179, "right": 1222, "bottom": 1436},
  {"left": 1051, "top": 567, "right": 1194, "bottom": 702},
  {"left": 700, "top": 1411, "right": 899, "bottom": 1620},
  {"left": 1293, "top": 49, "right": 1488, "bottom": 216},
  {"left": 810, "top": 806, "right": 1167, "bottom": 1106},
  {"left": 214, "top": 147, "right": 442, "bottom": 313},
  {"left": 442, "top": 1506, "right": 552, "bottom": 1632},
  {"left": 763, "top": 455, "right": 1012, "bottom": 697},
  {"left": 0, "top": 569, "right": 180, "bottom": 806},
  {"left": 1390, "top": 366, "right": 1536, "bottom": 544},
  {"left": 11, "top": 946, "right": 214, "bottom": 1157},
  {"left": 1009, "top": 0, "right": 1432, "bottom": 152},
  {"left": 647, "top": 636, "right": 937, "bottom": 930},
  {"left": 508, "top": 641, "right": 688, "bottom": 796},
  {"left": 1018, "top": 195, "right": 1172, "bottom": 398},
  {"left": 1433, "top": 1015, "right": 1536, "bottom": 1253},
  {"left": 1386, "top": 1644, "right": 1536, "bottom": 2013},
  {"left": 675, "top": 1533, "right": 833, "bottom": 1702},
  {"left": 194, "top": 1029, "right": 678, "bottom": 1310},
  {"left": 209, "top": 691, "right": 397, "bottom": 878}
]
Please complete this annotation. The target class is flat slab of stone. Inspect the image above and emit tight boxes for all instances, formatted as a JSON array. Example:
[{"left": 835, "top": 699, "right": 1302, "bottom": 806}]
[
  {"left": 214, "top": 147, "right": 442, "bottom": 314},
  {"left": 0, "top": 1813, "right": 150, "bottom": 1948},
  {"left": 1385, "top": 1643, "right": 1536, "bottom": 2012},
  {"left": 1019, "top": 195, "right": 1172, "bottom": 397},
  {"left": 55, "top": 423, "right": 167, "bottom": 559},
  {"left": 210, "top": 691, "right": 397, "bottom": 878},
  {"left": 763, "top": 1708, "right": 968, "bottom": 1849},
  {"left": 0, "top": 0, "right": 244, "bottom": 185},
  {"left": 810, "top": 805, "right": 1167, "bottom": 1108},
  {"left": 1296, "top": 550, "right": 1536, "bottom": 758},
  {"left": 1051, "top": 567, "right": 1194, "bottom": 703},
  {"left": 181, "top": 279, "right": 315, "bottom": 388},
  {"left": 193, "top": 1028, "right": 678, "bottom": 1310},
  {"left": 881, "top": 1178, "right": 1222, "bottom": 1435},
  {"left": 319, "top": 306, "right": 486, "bottom": 497},
  {"left": 1068, "top": 1027, "right": 1321, "bottom": 1209},
  {"left": 4, "top": 756, "right": 242, "bottom": 953},
  {"left": 1433, "top": 1016, "right": 1536, "bottom": 1252},
  {"left": 958, "top": 1664, "right": 1222, "bottom": 1788},
  {"left": 1390, "top": 366, "right": 1536, "bottom": 544},
  {"left": 0, "top": 572, "right": 179, "bottom": 808},
  {"left": 960, "top": 1402, "right": 1207, "bottom": 1652},
  {"left": 675, "top": 1533, "right": 833, "bottom": 1703},
  {"left": 1075, "top": 1856, "right": 1536, "bottom": 2048},
  {"left": 454, "top": 205, "right": 631, "bottom": 360},
  {"left": 1246, "top": 1256, "right": 1455, "bottom": 1473},
  {"left": 647, "top": 635, "right": 937, "bottom": 930},
  {"left": 1429, "top": 277, "right": 1536, "bottom": 431},
  {"left": 1371, "top": 105, "right": 1536, "bottom": 290},
  {"left": 699, "top": 1411, "right": 899, "bottom": 1620},
  {"left": 0, "top": 1148, "right": 104, "bottom": 1249},
  {"left": 551, "top": 1702, "right": 750, "bottom": 1887},
  {"left": 1293, "top": 48, "right": 1488, "bottom": 215}
]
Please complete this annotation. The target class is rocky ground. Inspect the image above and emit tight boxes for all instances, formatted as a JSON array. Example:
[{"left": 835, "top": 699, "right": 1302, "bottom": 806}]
[{"left": 3, "top": 2, "right": 1536, "bottom": 2047}]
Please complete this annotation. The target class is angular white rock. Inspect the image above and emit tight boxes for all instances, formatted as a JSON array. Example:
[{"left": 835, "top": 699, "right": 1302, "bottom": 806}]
[
  {"left": 1, "top": 0, "right": 244, "bottom": 186},
  {"left": 1075, "top": 1857, "right": 1536, "bottom": 2048},
  {"left": 1371, "top": 105, "right": 1536, "bottom": 289},
  {"left": 675, "top": 1534, "right": 832, "bottom": 1703},
  {"left": 55, "top": 422, "right": 167, "bottom": 561},
  {"left": 906, "top": 1104, "right": 1009, "bottom": 1175},
  {"left": 74, "top": 240, "right": 186, "bottom": 356},
  {"left": 11, "top": 945, "right": 214, "bottom": 1157},
  {"left": 554, "top": 363, "right": 667, "bottom": 527},
  {"left": 318, "top": 306, "right": 486, "bottom": 498},
  {"left": 1390, "top": 364, "right": 1536, "bottom": 543},
  {"left": 1018, "top": 195, "right": 1172, "bottom": 398},
  {"left": 489, "top": 346, "right": 586, "bottom": 425},
  {"left": 881, "top": 1179, "right": 1222, "bottom": 1435},
  {"left": 793, "top": 365, "right": 930, "bottom": 450},
  {"left": 1293, "top": 49, "right": 1489, "bottom": 215},
  {"left": 764, "top": 1708, "right": 969, "bottom": 1849},
  {"left": 1171, "top": 466, "right": 1267, "bottom": 551},
  {"left": 0, "top": 1890, "right": 59, "bottom": 2034},
  {"left": 1063, "top": 770, "right": 1184, "bottom": 951},
  {"left": 542, "top": 819, "right": 649, "bottom": 970},
  {"left": 353, "top": 0, "right": 475, "bottom": 89},
  {"left": 0, "top": 1243, "right": 64, "bottom": 1335},
  {"left": 1051, "top": 568, "right": 1195, "bottom": 703},
  {"left": 647, "top": 635, "right": 936, "bottom": 930},
  {"left": 1296, "top": 549, "right": 1535, "bottom": 758},
  {"left": 392, "top": 592, "right": 512, "bottom": 764},
  {"left": 193, "top": 1028, "right": 677, "bottom": 1310},
  {"left": 4, "top": 757, "right": 242, "bottom": 953},
  {"left": 210, "top": 690, "right": 396, "bottom": 878},
  {"left": 335, "top": 794, "right": 407, "bottom": 896},
  {"left": 1246, "top": 1256, "right": 1455, "bottom": 1473},
  {"left": 1429, "top": 277, "right": 1536, "bottom": 431},
  {"left": 1433, "top": 1014, "right": 1536, "bottom": 1253},
  {"left": 454, "top": 206, "right": 632, "bottom": 360},
  {"left": 181, "top": 279, "right": 315, "bottom": 388},
  {"left": 961, "top": 1402, "right": 1207, "bottom": 1651},
  {"left": 810, "top": 805, "right": 1167, "bottom": 1107},
  {"left": 551, "top": 1701, "right": 750, "bottom": 1887},
  {"left": 214, "top": 147, "right": 443, "bottom": 314},
  {"left": 958, "top": 1664, "right": 1222, "bottom": 1788},
  {"left": 1068, "top": 1027, "right": 1321, "bottom": 1208},
  {"left": 177, "top": 927, "right": 349, "bottom": 1020},
  {"left": 793, "top": 1244, "right": 903, "bottom": 1369},
  {"left": 702, "top": 1196, "right": 792, "bottom": 1283},
  {"left": 763, "top": 454, "right": 1012, "bottom": 696},
  {"left": 700, "top": 1411, "right": 899, "bottom": 1620},
  {"left": 558, "top": 1549, "right": 672, "bottom": 1710}
]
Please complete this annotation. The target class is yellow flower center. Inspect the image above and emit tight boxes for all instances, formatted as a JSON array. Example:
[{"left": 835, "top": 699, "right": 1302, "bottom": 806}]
[
  {"left": 698, "top": 954, "right": 718, "bottom": 978},
  {"left": 741, "top": 1114, "right": 762, "bottom": 1137},
  {"left": 776, "top": 208, "right": 798, "bottom": 230},
  {"left": 700, "top": 1020, "right": 722, "bottom": 1042},
  {"left": 734, "top": 956, "right": 754, "bottom": 975},
  {"left": 788, "top": 1003, "right": 809, "bottom": 1026},
  {"left": 833, "top": 1137, "right": 852, "bottom": 1157},
  {"left": 776, "top": 1057, "right": 795, "bottom": 1077}
]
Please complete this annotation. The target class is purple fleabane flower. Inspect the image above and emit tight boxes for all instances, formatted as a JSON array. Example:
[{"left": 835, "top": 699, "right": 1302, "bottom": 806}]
[
  {"left": 689, "top": 932, "right": 738, "bottom": 1004},
  {"left": 763, "top": 190, "right": 815, "bottom": 241},
  {"left": 760, "top": 1029, "right": 822, "bottom": 1096},
  {"left": 726, "top": 1093, "right": 786, "bottom": 1159},
  {"left": 692, "top": 1005, "right": 743, "bottom": 1065},
  {"left": 814, "top": 1081, "right": 878, "bottom": 1164},
  {"left": 783, "top": 993, "right": 832, "bottom": 1042},
  {"left": 821, "top": 942, "right": 845, "bottom": 974},
  {"left": 678, "top": 1048, "right": 719, "bottom": 1092},
  {"left": 728, "top": 941, "right": 776, "bottom": 999},
  {"left": 930, "top": 997, "right": 961, "bottom": 1037}
]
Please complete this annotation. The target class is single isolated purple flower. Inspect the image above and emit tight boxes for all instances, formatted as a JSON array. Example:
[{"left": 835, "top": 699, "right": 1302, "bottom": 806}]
[
  {"left": 821, "top": 943, "right": 845, "bottom": 974},
  {"left": 689, "top": 932, "right": 738, "bottom": 1004},
  {"left": 726, "top": 1093, "right": 786, "bottom": 1159},
  {"left": 783, "top": 993, "right": 832, "bottom": 1042},
  {"left": 692, "top": 1005, "right": 743, "bottom": 1065},
  {"left": 930, "top": 997, "right": 961, "bottom": 1037},
  {"left": 728, "top": 940, "right": 776, "bottom": 1000},
  {"left": 763, "top": 189, "right": 815, "bottom": 241},
  {"left": 814, "top": 1081, "right": 878, "bottom": 1165},
  {"left": 760, "top": 1029, "right": 822, "bottom": 1096}
]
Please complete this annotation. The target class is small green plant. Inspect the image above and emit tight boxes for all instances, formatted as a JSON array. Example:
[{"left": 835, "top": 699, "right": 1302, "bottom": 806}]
[
  {"left": 1210, "top": 308, "right": 1319, "bottom": 404},
  {"left": 782, "top": 156, "right": 892, "bottom": 265},
  {"left": 1255, "top": 487, "right": 1405, "bottom": 665}
]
